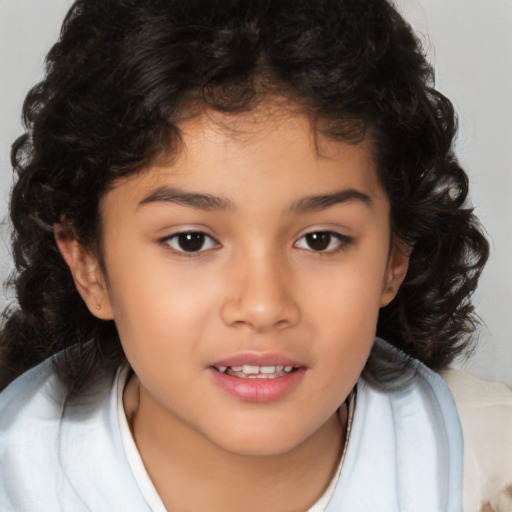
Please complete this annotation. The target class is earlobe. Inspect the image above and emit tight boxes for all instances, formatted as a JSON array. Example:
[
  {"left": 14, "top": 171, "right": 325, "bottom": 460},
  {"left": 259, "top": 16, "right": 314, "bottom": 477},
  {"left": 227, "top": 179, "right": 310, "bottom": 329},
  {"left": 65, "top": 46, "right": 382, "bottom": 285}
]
[
  {"left": 380, "top": 240, "right": 411, "bottom": 308},
  {"left": 54, "top": 224, "right": 114, "bottom": 320}
]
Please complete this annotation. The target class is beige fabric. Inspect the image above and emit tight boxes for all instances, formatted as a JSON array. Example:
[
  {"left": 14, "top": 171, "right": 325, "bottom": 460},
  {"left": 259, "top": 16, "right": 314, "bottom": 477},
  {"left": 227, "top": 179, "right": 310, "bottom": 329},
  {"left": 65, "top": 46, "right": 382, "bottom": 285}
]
[{"left": 442, "top": 369, "right": 512, "bottom": 512}]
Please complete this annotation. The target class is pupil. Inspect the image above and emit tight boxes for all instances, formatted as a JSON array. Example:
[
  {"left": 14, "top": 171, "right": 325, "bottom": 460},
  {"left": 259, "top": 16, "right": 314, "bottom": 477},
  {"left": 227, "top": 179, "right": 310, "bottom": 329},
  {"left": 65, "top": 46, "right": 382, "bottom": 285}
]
[
  {"left": 178, "top": 233, "right": 205, "bottom": 252},
  {"left": 306, "top": 232, "right": 330, "bottom": 251}
]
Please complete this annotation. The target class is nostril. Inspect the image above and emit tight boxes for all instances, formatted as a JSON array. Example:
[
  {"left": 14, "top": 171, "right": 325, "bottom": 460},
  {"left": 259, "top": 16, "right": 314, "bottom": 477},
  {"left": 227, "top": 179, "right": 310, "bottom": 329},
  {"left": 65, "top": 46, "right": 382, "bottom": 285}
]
[{"left": 274, "top": 318, "right": 292, "bottom": 330}]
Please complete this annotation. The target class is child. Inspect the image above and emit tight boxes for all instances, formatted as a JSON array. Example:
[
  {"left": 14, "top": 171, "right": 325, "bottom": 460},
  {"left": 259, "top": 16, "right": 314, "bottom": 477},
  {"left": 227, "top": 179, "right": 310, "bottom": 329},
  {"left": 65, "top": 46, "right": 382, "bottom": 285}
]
[{"left": 0, "top": 0, "right": 511, "bottom": 511}]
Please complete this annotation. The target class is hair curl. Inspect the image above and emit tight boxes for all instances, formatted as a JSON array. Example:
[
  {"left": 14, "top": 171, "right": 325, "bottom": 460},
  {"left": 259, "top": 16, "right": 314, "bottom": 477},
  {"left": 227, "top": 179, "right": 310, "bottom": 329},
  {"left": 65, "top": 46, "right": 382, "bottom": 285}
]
[{"left": 0, "top": 0, "right": 489, "bottom": 394}]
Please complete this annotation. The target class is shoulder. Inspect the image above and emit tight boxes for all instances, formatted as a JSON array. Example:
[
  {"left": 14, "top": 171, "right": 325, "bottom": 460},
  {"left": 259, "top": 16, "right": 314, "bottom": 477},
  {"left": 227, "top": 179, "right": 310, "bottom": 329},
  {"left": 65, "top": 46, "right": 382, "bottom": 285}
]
[
  {"left": 441, "top": 368, "right": 512, "bottom": 512},
  {"left": 0, "top": 359, "right": 69, "bottom": 509},
  {"left": 0, "top": 358, "right": 121, "bottom": 511},
  {"left": 0, "top": 357, "right": 67, "bottom": 440}
]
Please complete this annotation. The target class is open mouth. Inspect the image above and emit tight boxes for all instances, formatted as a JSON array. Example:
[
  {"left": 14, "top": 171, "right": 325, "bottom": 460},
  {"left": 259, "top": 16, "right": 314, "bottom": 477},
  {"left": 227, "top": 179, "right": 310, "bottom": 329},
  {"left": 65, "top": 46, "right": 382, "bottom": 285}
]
[
  {"left": 212, "top": 364, "right": 299, "bottom": 379},
  {"left": 209, "top": 359, "right": 306, "bottom": 401}
]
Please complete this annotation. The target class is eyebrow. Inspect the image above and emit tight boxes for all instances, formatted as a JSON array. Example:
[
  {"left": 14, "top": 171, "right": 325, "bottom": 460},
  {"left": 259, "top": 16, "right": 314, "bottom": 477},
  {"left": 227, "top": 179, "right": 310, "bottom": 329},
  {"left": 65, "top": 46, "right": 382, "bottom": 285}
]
[
  {"left": 138, "top": 186, "right": 233, "bottom": 211},
  {"left": 138, "top": 185, "right": 372, "bottom": 213},
  {"left": 290, "top": 189, "right": 373, "bottom": 212}
]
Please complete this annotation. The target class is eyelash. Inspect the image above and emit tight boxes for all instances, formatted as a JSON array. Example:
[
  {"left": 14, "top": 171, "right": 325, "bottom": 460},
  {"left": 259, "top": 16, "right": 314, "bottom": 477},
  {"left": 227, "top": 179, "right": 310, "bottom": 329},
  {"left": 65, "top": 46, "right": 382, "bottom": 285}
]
[
  {"left": 161, "top": 231, "right": 220, "bottom": 255},
  {"left": 294, "top": 231, "right": 352, "bottom": 253},
  {"left": 161, "top": 230, "right": 352, "bottom": 255}
]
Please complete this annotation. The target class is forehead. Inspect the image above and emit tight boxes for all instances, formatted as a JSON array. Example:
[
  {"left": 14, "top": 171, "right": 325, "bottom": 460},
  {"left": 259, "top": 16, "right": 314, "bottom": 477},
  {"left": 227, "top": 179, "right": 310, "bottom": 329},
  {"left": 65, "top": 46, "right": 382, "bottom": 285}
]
[{"left": 103, "top": 104, "right": 386, "bottom": 212}]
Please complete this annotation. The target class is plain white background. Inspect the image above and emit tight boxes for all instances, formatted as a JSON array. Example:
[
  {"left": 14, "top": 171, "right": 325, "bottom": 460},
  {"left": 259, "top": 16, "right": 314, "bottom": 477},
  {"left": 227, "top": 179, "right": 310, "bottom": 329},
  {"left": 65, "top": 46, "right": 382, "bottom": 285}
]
[{"left": 1, "top": 0, "right": 511, "bottom": 386}]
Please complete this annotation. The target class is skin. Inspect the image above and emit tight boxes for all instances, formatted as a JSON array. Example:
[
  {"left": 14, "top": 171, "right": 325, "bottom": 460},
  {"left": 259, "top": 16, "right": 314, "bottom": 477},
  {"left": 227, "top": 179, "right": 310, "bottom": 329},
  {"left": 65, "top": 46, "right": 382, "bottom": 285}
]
[{"left": 57, "top": 105, "right": 409, "bottom": 511}]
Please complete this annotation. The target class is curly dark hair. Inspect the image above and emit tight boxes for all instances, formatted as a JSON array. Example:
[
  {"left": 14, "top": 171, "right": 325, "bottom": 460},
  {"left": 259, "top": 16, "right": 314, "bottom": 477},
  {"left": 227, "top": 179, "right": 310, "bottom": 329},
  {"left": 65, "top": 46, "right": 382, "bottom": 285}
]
[{"left": 0, "top": 0, "right": 489, "bottom": 394}]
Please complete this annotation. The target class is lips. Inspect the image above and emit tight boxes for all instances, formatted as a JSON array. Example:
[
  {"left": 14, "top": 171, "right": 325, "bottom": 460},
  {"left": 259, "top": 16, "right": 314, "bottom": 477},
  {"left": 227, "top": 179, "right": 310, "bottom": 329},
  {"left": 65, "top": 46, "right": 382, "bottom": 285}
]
[{"left": 208, "top": 352, "right": 306, "bottom": 402}]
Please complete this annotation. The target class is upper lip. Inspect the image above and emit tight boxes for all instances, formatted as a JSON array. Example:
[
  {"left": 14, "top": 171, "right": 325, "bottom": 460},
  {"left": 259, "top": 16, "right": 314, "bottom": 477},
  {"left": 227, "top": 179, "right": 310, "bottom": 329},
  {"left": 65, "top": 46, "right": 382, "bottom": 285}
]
[{"left": 209, "top": 351, "right": 303, "bottom": 368}]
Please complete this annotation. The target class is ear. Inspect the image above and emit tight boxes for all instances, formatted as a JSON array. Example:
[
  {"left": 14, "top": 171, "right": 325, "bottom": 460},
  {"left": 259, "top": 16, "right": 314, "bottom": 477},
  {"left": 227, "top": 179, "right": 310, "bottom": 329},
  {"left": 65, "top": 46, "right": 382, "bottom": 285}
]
[
  {"left": 379, "top": 238, "right": 411, "bottom": 308},
  {"left": 54, "top": 224, "right": 114, "bottom": 320}
]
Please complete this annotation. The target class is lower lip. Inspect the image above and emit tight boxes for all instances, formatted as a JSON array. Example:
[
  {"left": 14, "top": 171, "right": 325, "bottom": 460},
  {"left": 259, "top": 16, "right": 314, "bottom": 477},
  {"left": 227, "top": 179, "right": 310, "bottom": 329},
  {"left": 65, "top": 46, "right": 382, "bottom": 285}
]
[{"left": 208, "top": 368, "right": 306, "bottom": 402}]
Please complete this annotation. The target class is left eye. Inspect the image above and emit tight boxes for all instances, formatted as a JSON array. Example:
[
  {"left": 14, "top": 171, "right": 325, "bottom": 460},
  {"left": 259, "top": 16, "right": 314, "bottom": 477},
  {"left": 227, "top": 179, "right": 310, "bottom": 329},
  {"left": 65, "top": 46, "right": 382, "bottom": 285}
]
[
  {"left": 163, "top": 232, "right": 219, "bottom": 253},
  {"left": 295, "top": 231, "right": 350, "bottom": 252}
]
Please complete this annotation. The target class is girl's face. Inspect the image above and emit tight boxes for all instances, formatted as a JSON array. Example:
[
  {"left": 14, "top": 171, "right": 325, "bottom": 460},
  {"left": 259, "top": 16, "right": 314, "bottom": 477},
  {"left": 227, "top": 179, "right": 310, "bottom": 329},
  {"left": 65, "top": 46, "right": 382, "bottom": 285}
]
[{"left": 65, "top": 107, "right": 408, "bottom": 457}]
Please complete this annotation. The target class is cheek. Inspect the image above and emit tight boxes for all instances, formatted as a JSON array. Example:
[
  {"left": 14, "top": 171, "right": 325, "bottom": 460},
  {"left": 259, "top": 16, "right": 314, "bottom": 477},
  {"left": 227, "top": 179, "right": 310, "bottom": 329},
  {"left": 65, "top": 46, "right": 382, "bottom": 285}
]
[
  {"left": 299, "top": 251, "right": 387, "bottom": 381},
  {"left": 302, "top": 253, "right": 386, "bottom": 324},
  {"left": 105, "top": 254, "right": 222, "bottom": 356},
  {"left": 318, "top": 295, "right": 377, "bottom": 373}
]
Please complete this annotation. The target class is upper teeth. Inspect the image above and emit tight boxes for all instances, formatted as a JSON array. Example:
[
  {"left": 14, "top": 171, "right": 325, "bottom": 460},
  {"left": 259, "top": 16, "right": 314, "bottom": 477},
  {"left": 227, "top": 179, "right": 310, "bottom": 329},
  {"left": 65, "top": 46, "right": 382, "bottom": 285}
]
[
  {"left": 243, "top": 365, "right": 277, "bottom": 374},
  {"left": 215, "top": 364, "right": 295, "bottom": 377}
]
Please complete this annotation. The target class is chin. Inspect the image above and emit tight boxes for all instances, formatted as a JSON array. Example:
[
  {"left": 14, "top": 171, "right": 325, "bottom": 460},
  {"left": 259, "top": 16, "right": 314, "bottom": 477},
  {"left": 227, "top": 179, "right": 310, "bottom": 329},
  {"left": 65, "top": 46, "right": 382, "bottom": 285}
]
[
  {"left": 208, "top": 422, "right": 312, "bottom": 458},
  {"left": 225, "top": 439, "right": 303, "bottom": 458}
]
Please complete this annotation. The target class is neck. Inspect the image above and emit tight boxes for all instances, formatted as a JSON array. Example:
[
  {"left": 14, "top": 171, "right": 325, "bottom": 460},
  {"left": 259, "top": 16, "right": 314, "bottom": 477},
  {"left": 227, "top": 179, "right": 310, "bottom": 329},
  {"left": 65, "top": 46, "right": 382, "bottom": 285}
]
[{"left": 124, "top": 376, "right": 347, "bottom": 512}]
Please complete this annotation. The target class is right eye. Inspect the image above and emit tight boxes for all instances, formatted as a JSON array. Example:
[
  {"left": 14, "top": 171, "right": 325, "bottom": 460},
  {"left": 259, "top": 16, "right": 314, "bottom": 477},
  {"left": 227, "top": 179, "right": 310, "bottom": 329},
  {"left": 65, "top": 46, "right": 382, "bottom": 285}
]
[{"left": 162, "top": 231, "right": 219, "bottom": 253}]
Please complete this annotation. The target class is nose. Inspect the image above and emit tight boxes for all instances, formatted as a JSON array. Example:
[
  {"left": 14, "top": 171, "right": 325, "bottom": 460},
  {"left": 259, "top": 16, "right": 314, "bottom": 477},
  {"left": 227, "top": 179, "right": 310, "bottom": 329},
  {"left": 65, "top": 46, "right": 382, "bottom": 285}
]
[{"left": 220, "top": 250, "right": 300, "bottom": 333}]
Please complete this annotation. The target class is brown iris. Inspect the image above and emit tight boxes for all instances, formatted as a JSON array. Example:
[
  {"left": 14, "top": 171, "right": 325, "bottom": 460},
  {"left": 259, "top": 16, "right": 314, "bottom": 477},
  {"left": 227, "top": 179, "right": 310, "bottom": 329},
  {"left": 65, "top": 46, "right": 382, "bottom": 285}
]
[
  {"left": 177, "top": 232, "right": 206, "bottom": 252},
  {"left": 305, "top": 232, "right": 332, "bottom": 251}
]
